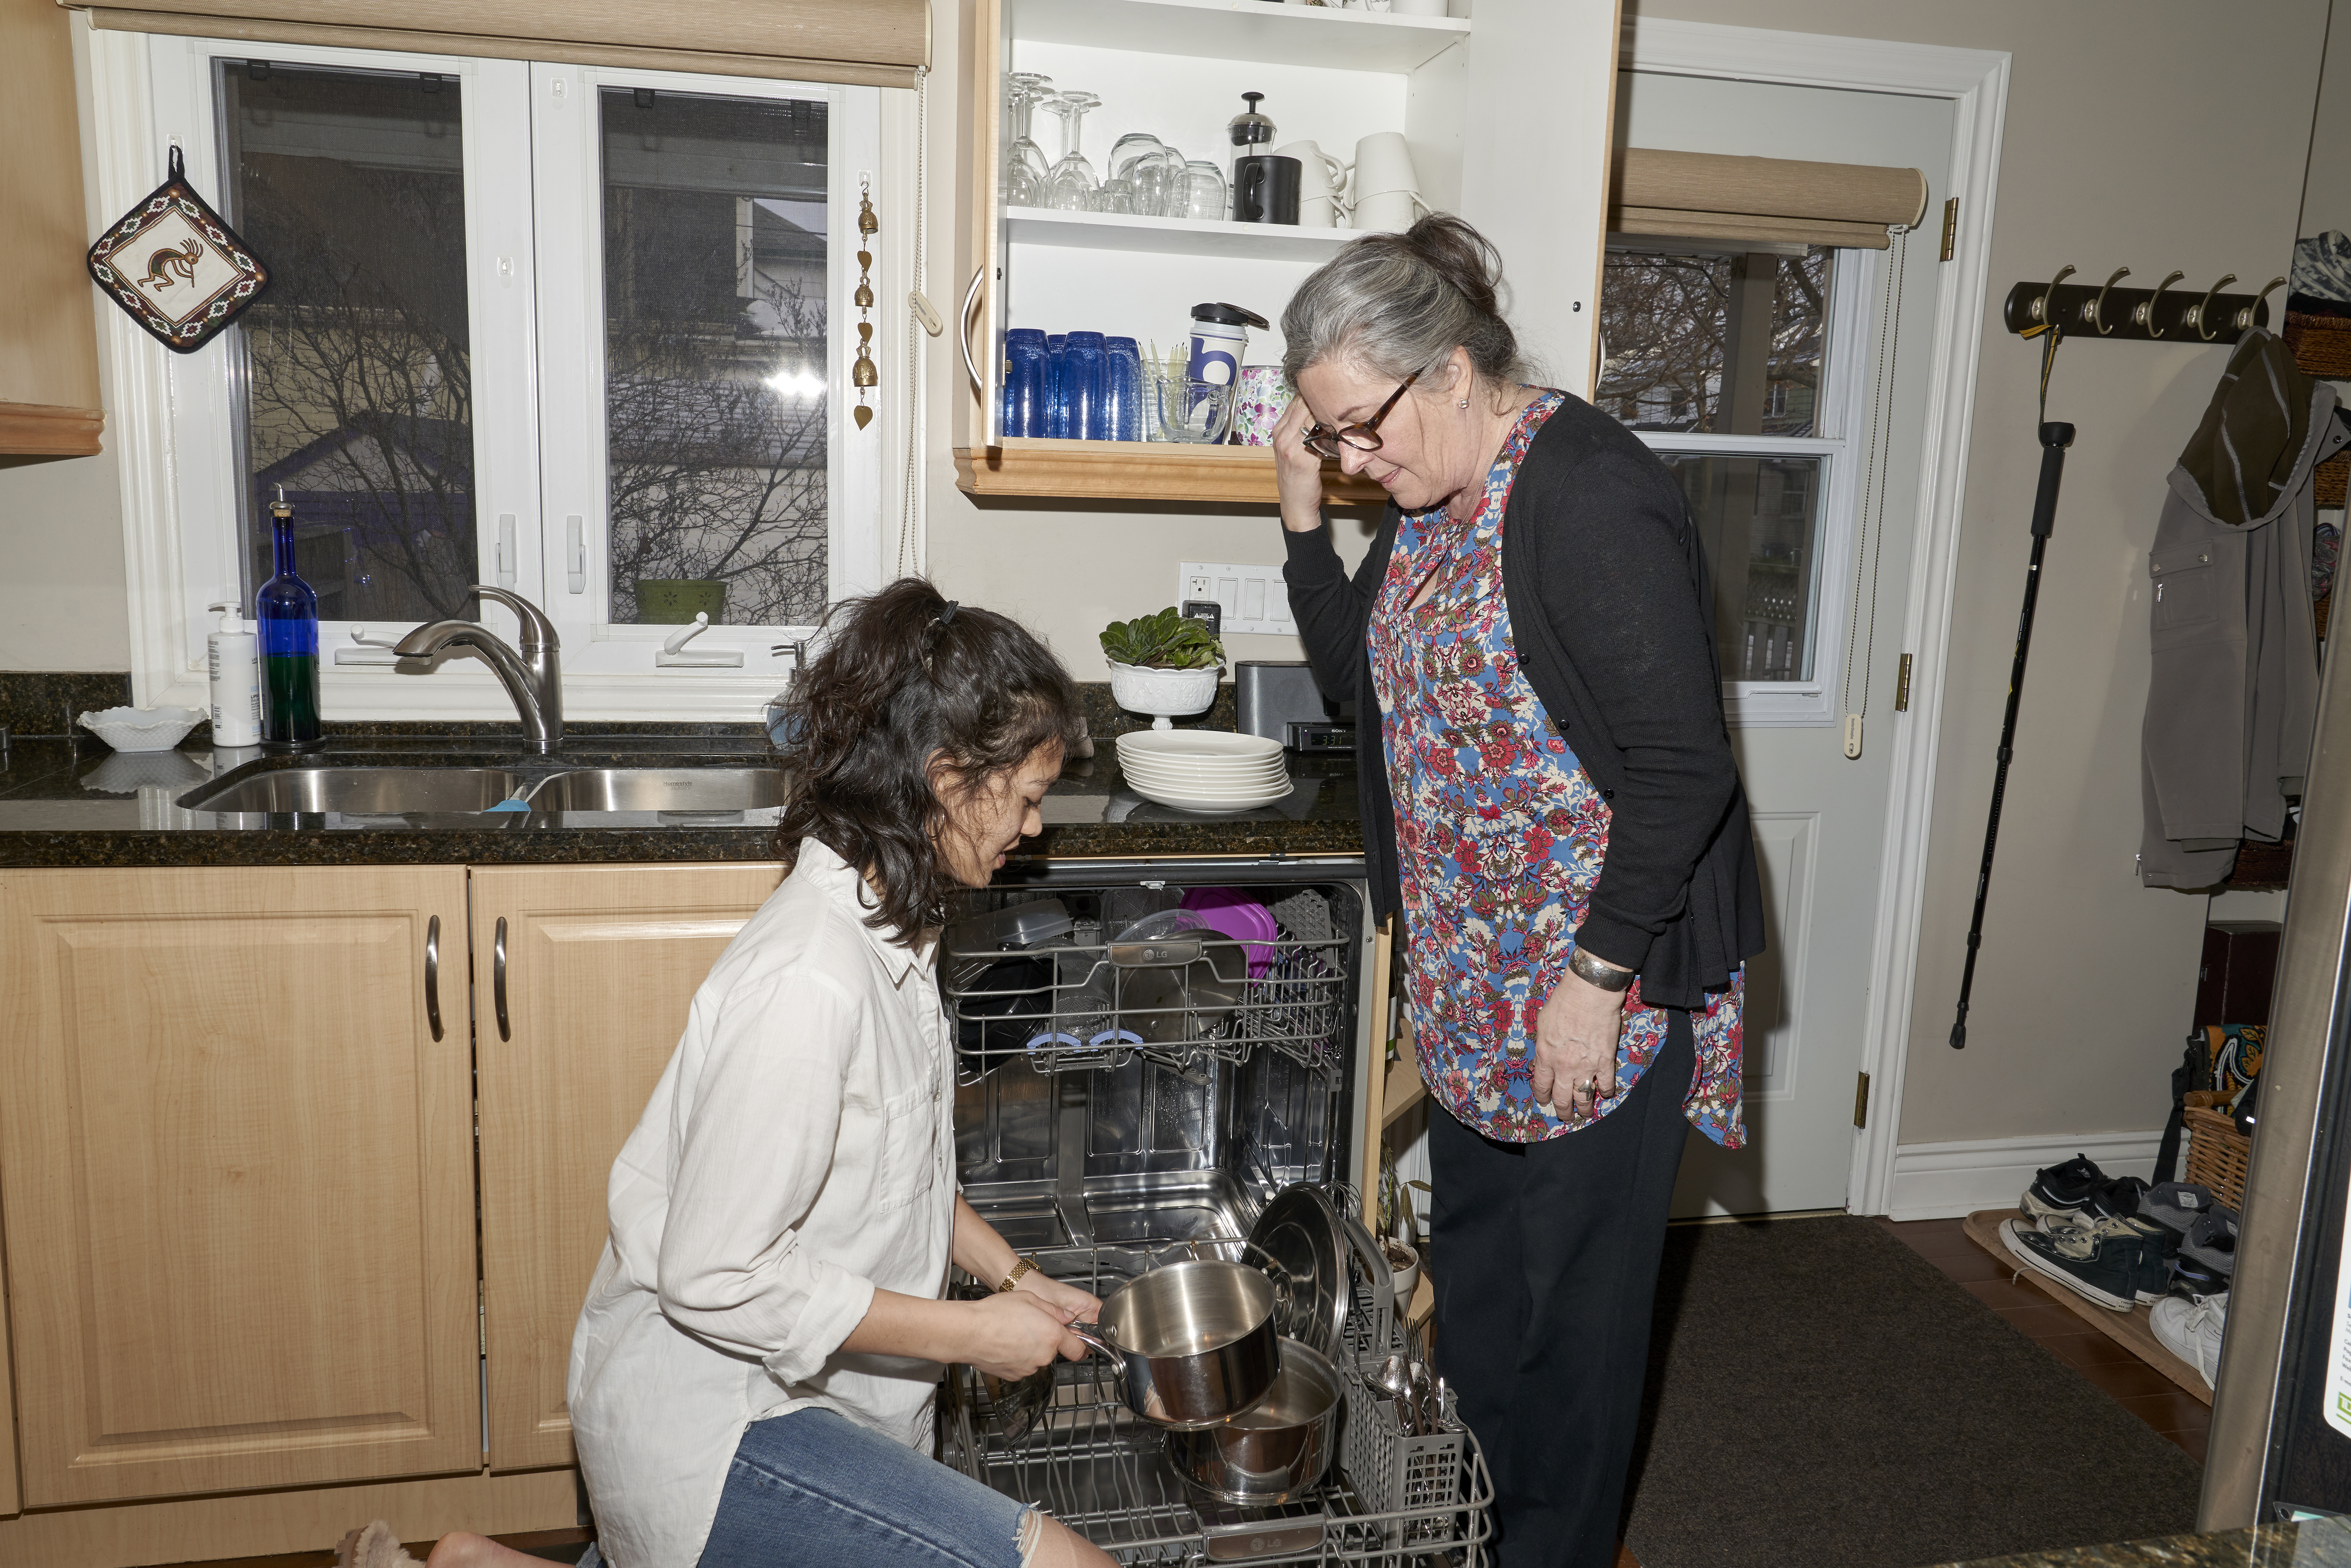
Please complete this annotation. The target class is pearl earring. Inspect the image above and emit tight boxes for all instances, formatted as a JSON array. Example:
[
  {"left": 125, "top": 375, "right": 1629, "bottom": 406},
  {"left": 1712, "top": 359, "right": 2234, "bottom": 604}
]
[{"left": 1458, "top": 398, "right": 1469, "bottom": 408}]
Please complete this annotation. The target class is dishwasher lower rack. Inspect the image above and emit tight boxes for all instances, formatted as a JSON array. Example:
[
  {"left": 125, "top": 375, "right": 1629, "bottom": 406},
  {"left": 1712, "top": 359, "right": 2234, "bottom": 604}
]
[
  {"left": 937, "top": 1248, "right": 1492, "bottom": 1566},
  {"left": 943, "top": 886, "right": 1355, "bottom": 1084}
]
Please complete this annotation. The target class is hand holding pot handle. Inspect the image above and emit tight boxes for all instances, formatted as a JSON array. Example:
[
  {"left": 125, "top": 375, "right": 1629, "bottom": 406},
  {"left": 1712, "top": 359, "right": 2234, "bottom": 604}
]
[{"left": 963, "top": 1291, "right": 1080, "bottom": 1381}]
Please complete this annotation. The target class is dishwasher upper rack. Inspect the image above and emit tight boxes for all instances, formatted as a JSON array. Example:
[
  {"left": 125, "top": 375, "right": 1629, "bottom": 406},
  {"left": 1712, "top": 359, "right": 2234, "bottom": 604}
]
[
  {"left": 944, "top": 920, "right": 1348, "bottom": 1083},
  {"left": 937, "top": 1245, "right": 1493, "bottom": 1567}
]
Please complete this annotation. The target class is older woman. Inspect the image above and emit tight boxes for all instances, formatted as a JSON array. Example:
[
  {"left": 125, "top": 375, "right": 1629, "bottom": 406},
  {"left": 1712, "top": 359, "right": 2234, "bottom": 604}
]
[{"left": 1271, "top": 215, "right": 1765, "bottom": 1568}]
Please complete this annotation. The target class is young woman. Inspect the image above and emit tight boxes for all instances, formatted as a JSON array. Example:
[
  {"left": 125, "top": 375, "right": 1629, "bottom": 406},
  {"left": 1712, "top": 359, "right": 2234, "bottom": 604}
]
[{"left": 393, "top": 581, "right": 1119, "bottom": 1568}]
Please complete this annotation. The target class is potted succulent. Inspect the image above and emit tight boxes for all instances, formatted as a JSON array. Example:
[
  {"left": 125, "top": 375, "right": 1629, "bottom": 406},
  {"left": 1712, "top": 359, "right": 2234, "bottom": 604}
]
[{"left": 1101, "top": 607, "right": 1224, "bottom": 729}]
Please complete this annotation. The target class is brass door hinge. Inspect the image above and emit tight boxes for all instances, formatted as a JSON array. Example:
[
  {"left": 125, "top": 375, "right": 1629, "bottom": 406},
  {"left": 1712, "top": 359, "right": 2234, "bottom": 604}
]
[
  {"left": 1853, "top": 1071, "right": 1872, "bottom": 1130},
  {"left": 1894, "top": 653, "right": 1914, "bottom": 712},
  {"left": 1939, "top": 198, "right": 1958, "bottom": 262}
]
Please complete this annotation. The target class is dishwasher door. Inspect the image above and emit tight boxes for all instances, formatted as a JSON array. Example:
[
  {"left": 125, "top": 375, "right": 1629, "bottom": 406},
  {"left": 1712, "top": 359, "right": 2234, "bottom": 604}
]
[{"left": 946, "top": 855, "right": 1373, "bottom": 1253}]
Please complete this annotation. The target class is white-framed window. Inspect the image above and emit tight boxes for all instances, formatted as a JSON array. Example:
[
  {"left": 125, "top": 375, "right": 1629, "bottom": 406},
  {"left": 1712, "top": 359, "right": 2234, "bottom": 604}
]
[
  {"left": 1597, "top": 241, "right": 1876, "bottom": 727},
  {"left": 115, "top": 30, "right": 903, "bottom": 720}
]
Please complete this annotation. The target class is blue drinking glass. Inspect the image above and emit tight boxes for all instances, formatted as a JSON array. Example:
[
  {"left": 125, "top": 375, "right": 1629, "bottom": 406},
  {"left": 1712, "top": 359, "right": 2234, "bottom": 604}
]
[
  {"left": 1064, "top": 331, "right": 1108, "bottom": 441},
  {"left": 1045, "top": 334, "right": 1069, "bottom": 439},
  {"left": 1104, "top": 335, "right": 1143, "bottom": 441},
  {"left": 1004, "top": 328, "right": 1048, "bottom": 437}
]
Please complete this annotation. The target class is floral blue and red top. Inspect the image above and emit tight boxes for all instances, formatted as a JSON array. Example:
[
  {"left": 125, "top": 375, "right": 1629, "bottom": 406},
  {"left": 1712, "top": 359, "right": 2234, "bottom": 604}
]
[{"left": 1366, "top": 390, "right": 1745, "bottom": 1147}]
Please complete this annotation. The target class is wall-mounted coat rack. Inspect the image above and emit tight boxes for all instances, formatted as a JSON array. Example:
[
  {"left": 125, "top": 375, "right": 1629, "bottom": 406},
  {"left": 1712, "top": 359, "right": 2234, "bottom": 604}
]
[{"left": 2001, "top": 265, "right": 2287, "bottom": 344}]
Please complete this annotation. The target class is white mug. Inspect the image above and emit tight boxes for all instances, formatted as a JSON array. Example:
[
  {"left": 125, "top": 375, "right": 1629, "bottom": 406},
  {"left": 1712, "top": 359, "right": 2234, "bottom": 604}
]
[
  {"left": 1389, "top": 0, "right": 1447, "bottom": 13},
  {"left": 1349, "top": 188, "right": 1432, "bottom": 233},
  {"left": 1299, "top": 192, "right": 1348, "bottom": 229},
  {"left": 1351, "top": 132, "right": 1421, "bottom": 201},
  {"left": 1276, "top": 141, "right": 1347, "bottom": 204}
]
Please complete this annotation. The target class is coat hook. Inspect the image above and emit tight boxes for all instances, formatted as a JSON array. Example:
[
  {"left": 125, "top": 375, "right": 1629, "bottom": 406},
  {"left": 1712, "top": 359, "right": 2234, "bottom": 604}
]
[
  {"left": 2035, "top": 263, "right": 2076, "bottom": 326},
  {"left": 2190, "top": 273, "right": 2237, "bottom": 341},
  {"left": 2135, "top": 270, "right": 2185, "bottom": 338},
  {"left": 2088, "top": 267, "right": 2130, "bottom": 335},
  {"left": 2235, "top": 275, "right": 2287, "bottom": 332}
]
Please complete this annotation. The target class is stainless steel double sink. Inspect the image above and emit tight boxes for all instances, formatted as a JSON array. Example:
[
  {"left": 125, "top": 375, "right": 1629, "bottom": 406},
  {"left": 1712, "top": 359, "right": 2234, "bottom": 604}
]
[{"left": 179, "top": 765, "right": 783, "bottom": 815}]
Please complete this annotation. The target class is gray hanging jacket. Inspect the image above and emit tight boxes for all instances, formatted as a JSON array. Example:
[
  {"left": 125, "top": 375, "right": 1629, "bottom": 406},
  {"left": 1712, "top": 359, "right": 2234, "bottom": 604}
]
[{"left": 2139, "top": 329, "right": 2348, "bottom": 888}]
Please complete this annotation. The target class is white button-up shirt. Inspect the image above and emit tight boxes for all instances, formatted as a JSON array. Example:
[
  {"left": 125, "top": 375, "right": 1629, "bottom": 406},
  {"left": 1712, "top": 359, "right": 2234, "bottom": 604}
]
[{"left": 569, "top": 841, "right": 957, "bottom": 1568}]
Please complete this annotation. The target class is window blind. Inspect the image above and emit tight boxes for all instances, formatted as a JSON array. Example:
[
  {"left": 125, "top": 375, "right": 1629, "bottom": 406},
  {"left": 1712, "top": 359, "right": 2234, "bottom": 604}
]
[
  {"left": 67, "top": 0, "right": 927, "bottom": 87},
  {"left": 1612, "top": 148, "right": 1929, "bottom": 251}
]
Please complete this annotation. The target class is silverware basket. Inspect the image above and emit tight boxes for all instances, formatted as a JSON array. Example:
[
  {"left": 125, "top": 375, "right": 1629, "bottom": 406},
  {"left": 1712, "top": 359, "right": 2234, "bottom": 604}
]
[{"left": 938, "top": 1242, "right": 1491, "bottom": 1565}]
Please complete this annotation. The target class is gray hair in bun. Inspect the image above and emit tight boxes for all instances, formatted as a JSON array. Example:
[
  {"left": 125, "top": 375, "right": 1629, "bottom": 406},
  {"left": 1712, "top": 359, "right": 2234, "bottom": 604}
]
[{"left": 1280, "top": 214, "right": 1528, "bottom": 391}]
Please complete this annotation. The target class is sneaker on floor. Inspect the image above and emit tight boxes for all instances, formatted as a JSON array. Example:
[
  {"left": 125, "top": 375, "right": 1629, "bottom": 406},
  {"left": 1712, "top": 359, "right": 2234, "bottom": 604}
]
[
  {"left": 2141, "top": 1181, "right": 2219, "bottom": 1236},
  {"left": 2183, "top": 1206, "right": 2240, "bottom": 1279},
  {"left": 2021, "top": 1153, "right": 2110, "bottom": 1225},
  {"left": 2040, "top": 1175, "right": 2164, "bottom": 1241},
  {"left": 2150, "top": 1291, "right": 2229, "bottom": 1389},
  {"left": 2170, "top": 1245, "right": 2232, "bottom": 1297},
  {"left": 2000, "top": 1216, "right": 2146, "bottom": 1311}
]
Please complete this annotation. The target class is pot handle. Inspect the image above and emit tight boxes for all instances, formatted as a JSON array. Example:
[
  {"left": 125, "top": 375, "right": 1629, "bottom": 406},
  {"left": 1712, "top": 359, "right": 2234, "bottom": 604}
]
[{"left": 1066, "top": 1322, "right": 1119, "bottom": 1360}]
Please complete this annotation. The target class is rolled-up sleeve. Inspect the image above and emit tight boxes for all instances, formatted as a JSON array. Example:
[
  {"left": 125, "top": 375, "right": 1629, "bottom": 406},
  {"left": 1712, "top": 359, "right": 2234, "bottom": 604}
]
[{"left": 653, "top": 967, "right": 876, "bottom": 1385}]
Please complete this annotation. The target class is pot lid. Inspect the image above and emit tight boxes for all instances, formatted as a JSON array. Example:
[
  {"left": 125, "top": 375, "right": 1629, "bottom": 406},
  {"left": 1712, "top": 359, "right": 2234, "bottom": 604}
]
[{"left": 1227, "top": 91, "right": 1276, "bottom": 147}]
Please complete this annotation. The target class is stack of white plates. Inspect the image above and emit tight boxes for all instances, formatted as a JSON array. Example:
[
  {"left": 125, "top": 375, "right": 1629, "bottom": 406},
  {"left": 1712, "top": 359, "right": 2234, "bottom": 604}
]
[{"left": 1116, "top": 730, "right": 1292, "bottom": 812}]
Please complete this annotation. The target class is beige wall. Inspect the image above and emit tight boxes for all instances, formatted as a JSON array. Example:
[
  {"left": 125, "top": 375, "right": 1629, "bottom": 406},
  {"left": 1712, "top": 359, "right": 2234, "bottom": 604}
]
[
  {"left": 1634, "top": 0, "right": 2330, "bottom": 1146},
  {"left": 2302, "top": 0, "right": 2351, "bottom": 237}
]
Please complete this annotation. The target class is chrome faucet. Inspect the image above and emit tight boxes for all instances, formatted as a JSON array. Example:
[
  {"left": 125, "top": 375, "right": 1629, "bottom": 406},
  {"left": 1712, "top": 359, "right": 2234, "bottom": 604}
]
[{"left": 395, "top": 585, "right": 564, "bottom": 753}]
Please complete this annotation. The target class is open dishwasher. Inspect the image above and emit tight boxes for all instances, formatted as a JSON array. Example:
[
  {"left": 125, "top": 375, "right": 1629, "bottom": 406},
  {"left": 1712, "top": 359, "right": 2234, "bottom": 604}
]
[{"left": 939, "top": 855, "right": 1493, "bottom": 1565}]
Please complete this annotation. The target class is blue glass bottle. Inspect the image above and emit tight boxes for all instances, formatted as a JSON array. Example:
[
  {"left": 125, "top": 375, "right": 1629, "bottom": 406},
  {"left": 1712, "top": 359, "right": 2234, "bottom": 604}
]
[
  {"left": 1064, "top": 331, "right": 1108, "bottom": 441},
  {"left": 1004, "top": 328, "right": 1048, "bottom": 437},
  {"left": 1044, "top": 334, "right": 1068, "bottom": 439},
  {"left": 1104, "top": 335, "right": 1143, "bottom": 441},
  {"left": 255, "top": 487, "right": 323, "bottom": 751}
]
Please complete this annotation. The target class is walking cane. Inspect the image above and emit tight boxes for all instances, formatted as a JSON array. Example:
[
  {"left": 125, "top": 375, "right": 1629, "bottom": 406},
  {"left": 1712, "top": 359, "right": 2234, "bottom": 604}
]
[{"left": 1950, "top": 416, "right": 2075, "bottom": 1048}]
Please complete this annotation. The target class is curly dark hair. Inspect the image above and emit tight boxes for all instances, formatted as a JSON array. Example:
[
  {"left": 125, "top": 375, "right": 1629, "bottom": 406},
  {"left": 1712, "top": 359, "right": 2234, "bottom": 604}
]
[{"left": 775, "top": 579, "right": 1081, "bottom": 938}]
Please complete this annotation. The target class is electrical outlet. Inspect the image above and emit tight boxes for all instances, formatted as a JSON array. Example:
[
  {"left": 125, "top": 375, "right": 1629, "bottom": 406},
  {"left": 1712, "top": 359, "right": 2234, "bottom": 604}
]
[{"left": 1177, "top": 562, "right": 1294, "bottom": 636}]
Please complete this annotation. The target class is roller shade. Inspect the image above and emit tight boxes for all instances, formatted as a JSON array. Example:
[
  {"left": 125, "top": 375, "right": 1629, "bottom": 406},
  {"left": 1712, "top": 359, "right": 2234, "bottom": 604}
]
[
  {"left": 67, "top": 0, "right": 928, "bottom": 87},
  {"left": 1612, "top": 147, "right": 1929, "bottom": 251}
]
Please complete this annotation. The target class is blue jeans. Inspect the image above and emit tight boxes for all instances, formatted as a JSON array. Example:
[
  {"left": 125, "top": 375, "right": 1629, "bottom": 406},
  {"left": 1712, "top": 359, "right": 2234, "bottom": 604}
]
[{"left": 579, "top": 1406, "right": 1032, "bottom": 1568}]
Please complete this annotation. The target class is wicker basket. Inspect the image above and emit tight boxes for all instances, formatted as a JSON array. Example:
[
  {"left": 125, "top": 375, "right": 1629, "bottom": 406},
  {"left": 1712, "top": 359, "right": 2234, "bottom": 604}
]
[{"left": 2183, "top": 1089, "right": 2252, "bottom": 1209}]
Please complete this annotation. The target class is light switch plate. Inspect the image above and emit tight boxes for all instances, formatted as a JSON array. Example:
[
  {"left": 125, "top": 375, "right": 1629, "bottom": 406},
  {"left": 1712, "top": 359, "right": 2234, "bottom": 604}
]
[{"left": 1178, "top": 561, "right": 1294, "bottom": 636}]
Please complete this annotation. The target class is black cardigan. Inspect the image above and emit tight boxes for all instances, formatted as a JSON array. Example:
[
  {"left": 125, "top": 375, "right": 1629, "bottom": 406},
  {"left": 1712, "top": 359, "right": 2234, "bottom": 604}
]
[{"left": 1283, "top": 392, "right": 1766, "bottom": 1010}]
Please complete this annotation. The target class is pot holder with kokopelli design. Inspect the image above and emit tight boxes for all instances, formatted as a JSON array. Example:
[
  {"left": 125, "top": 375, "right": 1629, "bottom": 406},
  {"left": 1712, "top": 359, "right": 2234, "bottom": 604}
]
[{"left": 87, "top": 144, "right": 271, "bottom": 354}]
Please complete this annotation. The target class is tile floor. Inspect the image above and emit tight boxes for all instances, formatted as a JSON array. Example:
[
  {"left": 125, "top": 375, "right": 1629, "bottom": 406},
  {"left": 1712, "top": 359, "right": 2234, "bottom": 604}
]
[{"left": 1879, "top": 1215, "right": 2213, "bottom": 1463}]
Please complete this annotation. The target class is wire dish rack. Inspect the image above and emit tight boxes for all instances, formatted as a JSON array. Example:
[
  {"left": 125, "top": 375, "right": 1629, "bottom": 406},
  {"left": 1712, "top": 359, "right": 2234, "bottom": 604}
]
[
  {"left": 938, "top": 1244, "right": 1492, "bottom": 1566},
  {"left": 945, "top": 915, "right": 1349, "bottom": 1083}
]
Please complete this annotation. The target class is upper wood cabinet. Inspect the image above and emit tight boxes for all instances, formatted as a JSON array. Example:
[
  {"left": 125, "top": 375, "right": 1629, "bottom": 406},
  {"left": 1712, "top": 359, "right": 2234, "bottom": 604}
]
[
  {"left": 0, "top": 0, "right": 103, "bottom": 459},
  {"left": 472, "top": 863, "right": 781, "bottom": 1470},
  {"left": 0, "top": 867, "right": 479, "bottom": 1505}
]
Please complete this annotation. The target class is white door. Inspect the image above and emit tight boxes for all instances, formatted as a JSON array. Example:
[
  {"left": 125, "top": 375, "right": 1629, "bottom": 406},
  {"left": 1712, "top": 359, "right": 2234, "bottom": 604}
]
[{"left": 1601, "top": 72, "right": 1957, "bottom": 1215}]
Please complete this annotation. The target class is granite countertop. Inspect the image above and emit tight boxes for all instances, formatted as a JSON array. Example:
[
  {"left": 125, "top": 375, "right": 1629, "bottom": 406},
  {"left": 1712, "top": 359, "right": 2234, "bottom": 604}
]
[
  {"left": 1943, "top": 1516, "right": 2351, "bottom": 1566},
  {"left": 0, "top": 732, "right": 1366, "bottom": 869}
]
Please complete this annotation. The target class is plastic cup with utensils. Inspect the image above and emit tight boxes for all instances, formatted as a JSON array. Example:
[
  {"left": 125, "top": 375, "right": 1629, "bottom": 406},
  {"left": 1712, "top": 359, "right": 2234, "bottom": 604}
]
[
  {"left": 1350, "top": 188, "right": 1432, "bottom": 234},
  {"left": 1157, "top": 373, "right": 1239, "bottom": 443},
  {"left": 1350, "top": 132, "right": 1420, "bottom": 200}
]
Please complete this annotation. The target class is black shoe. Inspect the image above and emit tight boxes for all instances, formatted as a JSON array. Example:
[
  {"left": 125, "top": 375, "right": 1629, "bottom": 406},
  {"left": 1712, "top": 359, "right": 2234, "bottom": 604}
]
[
  {"left": 2021, "top": 1153, "right": 2109, "bottom": 1225},
  {"left": 2001, "top": 1216, "right": 2141, "bottom": 1311},
  {"left": 2171, "top": 1244, "right": 2232, "bottom": 1296},
  {"left": 2183, "top": 1208, "right": 2240, "bottom": 1280}
]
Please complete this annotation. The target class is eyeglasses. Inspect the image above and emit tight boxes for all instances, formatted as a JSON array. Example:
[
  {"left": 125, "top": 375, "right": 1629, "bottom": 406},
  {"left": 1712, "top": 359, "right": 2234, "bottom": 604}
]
[{"left": 1300, "top": 371, "right": 1418, "bottom": 459}]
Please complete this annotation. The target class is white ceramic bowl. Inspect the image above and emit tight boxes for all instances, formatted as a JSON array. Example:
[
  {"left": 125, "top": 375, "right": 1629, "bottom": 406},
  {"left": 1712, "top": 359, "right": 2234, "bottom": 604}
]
[
  {"left": 1107, "top": 663, "right": 1222, "bottom": 729},
  {"left": 78, "top": 705, "right": 204, "bottom": 753}
]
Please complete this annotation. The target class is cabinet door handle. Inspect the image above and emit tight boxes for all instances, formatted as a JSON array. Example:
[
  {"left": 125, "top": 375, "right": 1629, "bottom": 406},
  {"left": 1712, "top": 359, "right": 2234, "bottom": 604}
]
[
  {"left": 494, "top": 915, "right": 511, "bottom": 1042},
  {"left": 425, "top": 914, "right": 444, "bottom": 1042},
  {"left": 960, "top": 265, "right": 986, "bottom": 393}
]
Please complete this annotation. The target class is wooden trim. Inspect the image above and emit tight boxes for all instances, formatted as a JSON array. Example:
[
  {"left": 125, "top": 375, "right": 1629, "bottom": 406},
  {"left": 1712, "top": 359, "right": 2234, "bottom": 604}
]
[
  {"left": 84, "top": 8, "right": 919, "bottom": 84},
  {"left": 954, "top": 439, "right": 1387, "bottom": 504},
  {"left": 0, "top": 404, "right": 103, "bottom": 459},
  {"left": 1611, "top": 207, "right": 1892, "bottom": 251},
  {"left": 74, "top": 0, "right": 927, "bottom": 74}
]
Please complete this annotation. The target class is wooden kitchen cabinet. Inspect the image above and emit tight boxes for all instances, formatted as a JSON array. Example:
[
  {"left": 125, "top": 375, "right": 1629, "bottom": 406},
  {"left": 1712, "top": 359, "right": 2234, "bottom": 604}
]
[
  {"left": 0, "top": 0, "right": 104, "bottom": 458},
  {"left": 0, "top": 868, "right": 480, "bottom": 1506},
  {"left": 472, "top": 863, "right": 781, "bottom": 1469}
]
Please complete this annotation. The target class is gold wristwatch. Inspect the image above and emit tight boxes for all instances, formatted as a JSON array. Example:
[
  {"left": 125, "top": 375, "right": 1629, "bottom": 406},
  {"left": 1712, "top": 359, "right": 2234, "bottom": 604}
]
[{"left": 997, "top": 1256, "right": 1041, "bottom": 1293}]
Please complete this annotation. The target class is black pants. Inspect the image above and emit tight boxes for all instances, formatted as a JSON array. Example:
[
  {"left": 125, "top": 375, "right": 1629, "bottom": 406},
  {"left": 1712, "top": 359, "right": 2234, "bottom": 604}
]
[{"left": 1428, "top": 1010, "right": 1694, "bottom": 1568}]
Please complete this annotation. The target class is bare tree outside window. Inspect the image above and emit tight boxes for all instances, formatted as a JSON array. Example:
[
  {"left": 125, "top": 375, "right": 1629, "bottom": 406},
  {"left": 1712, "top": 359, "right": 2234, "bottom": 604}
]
[
  {"left": 1598, "top": 245, "right": 1836, "bottom": 681},
  {"left": 601, "top": 88, "right": 831, "bottom": 627},
  {"left": 221, "top": 61, "right": 478, "bottom": 626}
]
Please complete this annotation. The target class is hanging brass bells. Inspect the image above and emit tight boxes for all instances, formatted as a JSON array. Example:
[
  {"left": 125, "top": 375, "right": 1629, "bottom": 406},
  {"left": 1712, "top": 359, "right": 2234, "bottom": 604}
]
[{"left": 852, "top": 186, "right": 879, "bottom": 429}]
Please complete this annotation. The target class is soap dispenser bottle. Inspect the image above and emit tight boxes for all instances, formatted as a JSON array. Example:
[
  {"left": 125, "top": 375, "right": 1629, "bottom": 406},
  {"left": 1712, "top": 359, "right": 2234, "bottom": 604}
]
[
  {"left": 256, "top": 486, "right": 324, "bottom": 751},
  {"left": 205, "top": 599, "right": 262, "bottom": 747}
]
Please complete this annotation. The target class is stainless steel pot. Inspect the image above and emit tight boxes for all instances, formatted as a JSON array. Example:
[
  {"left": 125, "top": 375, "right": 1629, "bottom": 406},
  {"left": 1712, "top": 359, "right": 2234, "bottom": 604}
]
[
  {"left": 1069, "top": 1257, "right": 1280, "bottom": 1429},
  {"left": 1165, "top": 1337, "right": 1343, "bottom": 1504}
]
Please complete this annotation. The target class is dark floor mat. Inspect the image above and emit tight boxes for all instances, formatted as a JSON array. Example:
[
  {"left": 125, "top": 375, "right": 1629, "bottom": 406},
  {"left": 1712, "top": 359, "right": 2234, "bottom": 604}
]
[{"left": 1618, "top": 1216, "right": 2201, "bottom": 1568}]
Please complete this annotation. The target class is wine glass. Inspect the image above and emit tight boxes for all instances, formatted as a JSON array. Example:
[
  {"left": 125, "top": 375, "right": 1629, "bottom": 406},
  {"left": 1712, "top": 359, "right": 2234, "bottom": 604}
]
[
  {"left": 1004, "top": 73, "right": 1054, "bottom": 207},
  {"left": 1044, "top": 91, "right": 1101, "bottom": 212}
]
